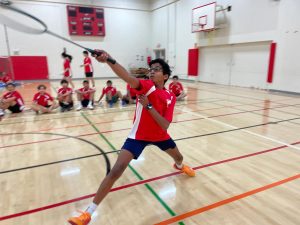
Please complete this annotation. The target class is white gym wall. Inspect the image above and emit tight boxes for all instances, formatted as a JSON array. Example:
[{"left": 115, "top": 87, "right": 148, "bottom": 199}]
[{"left": 151, "top": 0, "right": 300, "bottom": 93}]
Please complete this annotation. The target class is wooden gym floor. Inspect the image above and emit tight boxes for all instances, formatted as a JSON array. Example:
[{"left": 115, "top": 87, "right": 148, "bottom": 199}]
[{"left": 0, "top": 79, "right": 299, "bottom": 225}]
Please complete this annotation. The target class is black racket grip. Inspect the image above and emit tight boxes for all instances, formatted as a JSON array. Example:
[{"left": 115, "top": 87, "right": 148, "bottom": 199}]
[{"left": 86, "top": 49, "right": 116, "bottom": 64}]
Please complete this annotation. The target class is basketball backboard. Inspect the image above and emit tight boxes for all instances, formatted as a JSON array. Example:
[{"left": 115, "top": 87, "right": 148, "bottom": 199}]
[{"left": 192, "top": 2, "right": 216, "bottom": 32}]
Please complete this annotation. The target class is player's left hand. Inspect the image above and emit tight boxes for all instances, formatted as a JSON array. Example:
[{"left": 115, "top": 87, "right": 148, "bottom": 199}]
[{"left": 138, "top": 95, "right": 149, "bottom": 107}]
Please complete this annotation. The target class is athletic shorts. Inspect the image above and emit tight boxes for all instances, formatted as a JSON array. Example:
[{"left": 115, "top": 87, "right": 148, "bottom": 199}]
[
  {"left": 59, "top": 101, "right": 74, "bottom": 108},
  {"left": 106, "top": 95, "right": 119, "bottom": 103},
  {"left": 121, "top": 138, "right": 176, "bottom": 159},
  {"left": 8, "top": 104, "right": 23, "bottom": 113},
  {"left": 81, "top": 99, "right": 93, "bottom": 107},
  {"left": 85, "top": 72, "right": 93, "bottom": 77}
]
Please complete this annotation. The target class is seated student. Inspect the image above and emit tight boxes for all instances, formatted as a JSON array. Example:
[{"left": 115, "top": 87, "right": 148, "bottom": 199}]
[
  {"left": 0, "top": 72, "right": 13, "bottom": 84},
  {"left": 122, "top": 83, "right": 137, "bottom": 105},
  {"left": 31, "top": 84, "right": 58, "bottom": 114},
  {"left": 57, "top": 79, "right": 74, "bottom": 112},
  {"left": 75, "top": 80, "right": 95, "bottom": 111},
  {"left": 169, "top": 75, "right": 187, "bottom": 101},
  {"left": 0, "top": 82, "right": 25, "bottom": 117},
  {"left": 98, "top": 80, "right": 122, "bottom": 107}
]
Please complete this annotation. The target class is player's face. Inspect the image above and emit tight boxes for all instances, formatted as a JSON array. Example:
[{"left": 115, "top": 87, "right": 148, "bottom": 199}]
[
  {"left": 62, "top": 83, "right": 68, "bottom": 88},
  {"left": 39, "top": 87, "right": 46, "bottom": 94},
  {"left": 83, "top": 82, "right": 89, "bottom": 88},
  {"left": 173, "top": 78, "right": 178, "bottom": 83},
  {"left": 149, "top": 63, "right": 167, "bottom": 85},
  {"left": 6, "top": 85, "right": 15, "bottom": 92},
  {"left": 107, "top": 82, "right": 112, "bottom": 87}
]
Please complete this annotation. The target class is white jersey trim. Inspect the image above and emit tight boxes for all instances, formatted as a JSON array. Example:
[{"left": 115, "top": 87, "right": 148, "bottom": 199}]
[{"left": 128, "top": 85, "right": 156, "bottom": 139}]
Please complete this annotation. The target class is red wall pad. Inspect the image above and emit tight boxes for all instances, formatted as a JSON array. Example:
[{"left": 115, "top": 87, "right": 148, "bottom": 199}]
[
  {"left": 0, "top": 57, "right": 13, "bottom": 78},
  {"left": 188, "top": 48, "right": 199, "bottom": 76},
  {"left": 10, "top": 56, "right": 49, "bottom": 80},
  {"left": 267, "top": 42, "right": 277, "bottom": 83}
]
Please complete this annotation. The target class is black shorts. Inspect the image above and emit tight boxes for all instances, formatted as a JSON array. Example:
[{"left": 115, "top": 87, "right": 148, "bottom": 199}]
[
  {"left": 85, "top": 72, "right": 93, "bottom": 77},
  {"left": 121, "top": 138, "right": 176, "bottom": 159},
  {"left": 8, "top": 104, "right": 23, "bottom": 113},
  {"left": 59, "top": 101, "right": 74, "bottom": 108},
  {"left": 81, "top": 99, "right": 93, "bottom": 107}
]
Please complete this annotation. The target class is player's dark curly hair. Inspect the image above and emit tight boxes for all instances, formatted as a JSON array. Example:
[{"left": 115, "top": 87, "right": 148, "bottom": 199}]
[
  {"left": 149, "top": 58, "right": 172, "bottom": 84},
  {"left": 60, "top": 79, "right": 68, "bottom": 85},
  {"left": 61, "top": 52, "right": 73, "bottom": 62},
  {"left": 37, "top": 84, "right": 46, "bottom": 90}
]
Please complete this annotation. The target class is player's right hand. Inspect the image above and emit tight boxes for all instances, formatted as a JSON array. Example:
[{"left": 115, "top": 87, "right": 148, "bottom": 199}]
[{"left": 93, "top": 50, "right": 110, "bottom": 63}]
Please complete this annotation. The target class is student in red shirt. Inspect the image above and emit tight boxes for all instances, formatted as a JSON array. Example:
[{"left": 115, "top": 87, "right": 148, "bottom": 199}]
[
  {"left": 169, "top": 75, "right": 187, "bottom": 101},
  {"left": 61, "top": 52, "right": 75, "bottom": 89},
  {"left": 122, "top": 83, "right": 137, "bottom": 105},
  {"left": 97, "top": 80, "right": 122, "bottom": 107},
  {"left": 0, "top": 83, "right": 25, "bottom": 117},
  {"left": 80, "top": 51, "right": 95, "bottom": 87},
  {"left": 57, "top": 79, "right": 74, "bottom": 112},
  {"left": 68, "top": 53, "right": 195, "bottom": 225},
  {"left": 0, "top": 72, "right": 12, "bottom": 84},
  {"left": 31, "top": 84, "right": 58, "bottom": 114},
  {"left": 75, "top": 80, "right": 95, "bottom": 111}
]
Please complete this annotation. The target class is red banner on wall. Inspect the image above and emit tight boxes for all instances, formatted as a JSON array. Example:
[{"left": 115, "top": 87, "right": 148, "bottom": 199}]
[{"left": 188, "top": 48, "right": 199, "bottom": 76}]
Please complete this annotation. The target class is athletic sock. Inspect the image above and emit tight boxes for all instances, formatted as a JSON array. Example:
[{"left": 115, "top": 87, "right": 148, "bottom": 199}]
[
  {"left": 176, "top": 163, "right": 183, "bottom": 169},
  {"left": 86, "top": 202, "right": 98, "bottom": 215}
]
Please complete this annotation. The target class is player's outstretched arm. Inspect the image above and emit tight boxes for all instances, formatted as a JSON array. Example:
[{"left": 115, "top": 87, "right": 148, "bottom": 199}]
[{"left": 93, "top": 50, "right": 140, "bottom": 89}]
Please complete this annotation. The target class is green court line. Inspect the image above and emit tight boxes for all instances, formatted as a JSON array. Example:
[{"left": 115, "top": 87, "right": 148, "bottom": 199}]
[{"left": 81, "top": 112, "right": 185, "bottom": 225}]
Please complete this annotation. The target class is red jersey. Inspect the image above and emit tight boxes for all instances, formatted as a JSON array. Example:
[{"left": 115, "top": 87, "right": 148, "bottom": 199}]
[
  {"left": 102, "top": 86, "right": 117, "bottom": 96},
  {"left": 128, "top": 79, "right": 176, "bottom": 141},
  {"left": 33, "top": 92, "right": 54, "bottom": 107},
  {"left": 0, "top": 74, "right": 12, "bottom": 83},
  {"left": 63, "top": 59, "right": 71, "bottom": 77},
  {"left": 78, "top": 87, "right": 94, "bottom": 100},
  {"left": 3, "top": 91, "right": 24, "bottom": 106},
  {"left": 169, "top": 82, "right": 183, "bottom": 96},
  {"left": 127, "top": 84, "right": 137, "bottom": 98},
  {"left": 84, "top": 57, "right": 93, "bottom": 73},
  {"left": 58, "top": 87, "right": 73, "bottom": 95}
]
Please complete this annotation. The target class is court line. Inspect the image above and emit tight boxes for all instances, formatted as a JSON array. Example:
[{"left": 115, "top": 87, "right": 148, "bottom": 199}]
[
  {"left": 0, "top": 150, "right": 119, "bottom": 174},
  {"left": 2, "top": 117, "right": 300, "bottom": 174},
  {"left": 1, "top": 113, "right": 300, "bottom": 150},
  {"left": 80, "top": 113, "right": 185, "bottom": 225},
  {"left": 0, "top": 98, "right": 220, "bottom": 126},
  {"left": 179, "top": 109, "right": 300, "bottom": 151},
  {"left": 1, "top": 140, "right": 299, "bottom": 221},
  {"left": 190, "top": 86, "right": 298, "bottom": 102},
  {"left": 249, "top": 111, "right": 300, "bottom": 126},
  {"left": 154, "top": 173, "right": 300, "bottom": 225},
  {"left": 272, "top": 108, "right": 300, "bottom": 117},
  {"left": 1, "top": 99, "right": 297, "bottom": 134}
]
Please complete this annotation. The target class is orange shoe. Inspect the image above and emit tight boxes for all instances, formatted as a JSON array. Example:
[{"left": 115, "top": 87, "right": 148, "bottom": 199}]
[
  {"left": 68, "top": 211, "right": 91, "bottom": 225},
  {"left": 174, "top": 164, "right": 196, "bottom": 177}
]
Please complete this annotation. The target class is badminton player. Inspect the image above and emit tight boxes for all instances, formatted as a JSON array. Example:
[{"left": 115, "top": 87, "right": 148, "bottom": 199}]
[
  {"left": 68, "top": 51, "right": 195, "bottom": 225},
  {"left": 62, "top": 52, "right": 75, "bottom": 88}
]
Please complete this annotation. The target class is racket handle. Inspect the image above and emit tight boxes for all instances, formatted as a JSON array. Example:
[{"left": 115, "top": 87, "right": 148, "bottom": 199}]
[{"left": 86, "top": 48, "right": 116, "bottom": 64}]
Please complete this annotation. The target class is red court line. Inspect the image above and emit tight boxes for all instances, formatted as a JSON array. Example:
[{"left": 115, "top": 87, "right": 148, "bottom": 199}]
[
  {"left": 1, "top": 140, "right": 299, "bottom": 221},
  {"left": 0, "top": 104, "right": 295, "bottom": 149},
  {"left": 1, "top": 100, "right": 292, "bottom": 134},
  {"left": 0, "top": 128, "right": 130, "bottom": 149},
  {"left": 154, "top": 173, "right": 300, "bottom": 225}
]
